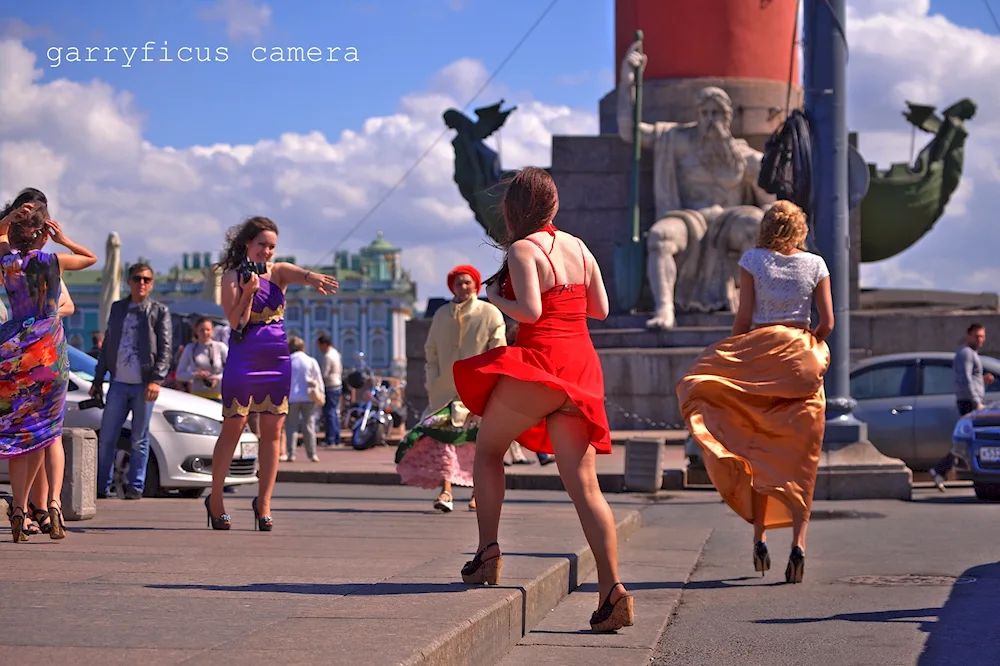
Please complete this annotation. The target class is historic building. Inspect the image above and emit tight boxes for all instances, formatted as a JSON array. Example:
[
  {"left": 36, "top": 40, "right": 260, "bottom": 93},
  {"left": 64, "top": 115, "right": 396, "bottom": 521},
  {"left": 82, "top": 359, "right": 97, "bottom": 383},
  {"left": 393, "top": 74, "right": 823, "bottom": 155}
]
[{"left": 17, "top": 232, "right": 416, "bottom": 377}]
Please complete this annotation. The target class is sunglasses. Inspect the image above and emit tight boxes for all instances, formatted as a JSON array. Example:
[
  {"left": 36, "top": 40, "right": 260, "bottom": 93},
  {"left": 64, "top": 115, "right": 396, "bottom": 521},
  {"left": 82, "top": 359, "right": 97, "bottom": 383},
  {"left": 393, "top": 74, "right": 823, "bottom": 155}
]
[{"left": 131, "top": 276, "right": 153, "bottom": 284}]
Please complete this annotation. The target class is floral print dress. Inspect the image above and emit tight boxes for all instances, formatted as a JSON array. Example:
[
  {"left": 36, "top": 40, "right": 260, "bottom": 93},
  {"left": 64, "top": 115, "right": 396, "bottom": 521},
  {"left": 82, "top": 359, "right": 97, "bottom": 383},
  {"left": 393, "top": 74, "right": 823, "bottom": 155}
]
[{"left": 0, "top": 250, "right": 68, "bottom": 458}]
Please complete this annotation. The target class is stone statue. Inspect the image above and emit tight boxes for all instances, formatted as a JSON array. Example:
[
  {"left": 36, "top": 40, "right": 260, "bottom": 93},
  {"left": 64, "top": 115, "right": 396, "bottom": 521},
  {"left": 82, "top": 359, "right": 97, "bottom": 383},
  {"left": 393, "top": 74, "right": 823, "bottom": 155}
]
[
  {"left": 444, "top": 101, "right": 518, "bottom": 244},
  {"left": 617, "top": 41, "right": 776, "bottom": 329}
]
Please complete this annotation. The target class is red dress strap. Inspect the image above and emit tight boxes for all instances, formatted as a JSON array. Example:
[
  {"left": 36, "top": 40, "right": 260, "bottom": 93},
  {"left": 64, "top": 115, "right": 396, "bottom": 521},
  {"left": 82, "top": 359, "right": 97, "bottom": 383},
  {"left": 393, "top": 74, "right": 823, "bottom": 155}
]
[{"left": 524, "top": 236, "right": 559, "bottom": 284}]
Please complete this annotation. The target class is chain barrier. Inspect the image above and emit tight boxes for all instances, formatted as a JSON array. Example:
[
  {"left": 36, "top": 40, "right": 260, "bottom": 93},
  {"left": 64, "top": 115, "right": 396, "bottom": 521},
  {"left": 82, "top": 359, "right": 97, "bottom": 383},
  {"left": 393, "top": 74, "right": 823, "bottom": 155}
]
[{"left": 602, "top": 398, "right": 686, "bottom": 430}]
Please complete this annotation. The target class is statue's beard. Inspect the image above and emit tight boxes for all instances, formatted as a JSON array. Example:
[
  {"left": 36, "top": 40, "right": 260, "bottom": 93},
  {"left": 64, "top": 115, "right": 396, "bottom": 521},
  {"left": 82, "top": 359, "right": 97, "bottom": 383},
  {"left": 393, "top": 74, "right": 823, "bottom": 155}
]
[{"left": 698, "top": 121, "right": 744, "bottom": 181}]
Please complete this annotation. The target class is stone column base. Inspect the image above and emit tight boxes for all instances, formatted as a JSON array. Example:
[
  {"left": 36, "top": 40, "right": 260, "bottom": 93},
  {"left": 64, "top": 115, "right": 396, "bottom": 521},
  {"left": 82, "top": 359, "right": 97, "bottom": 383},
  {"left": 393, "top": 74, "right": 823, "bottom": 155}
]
[
  {"left": 61, "top": 428, "right": 98, "bottom": 521},
  {"left": 813, "top": 416, "right": 913, "bottom": 501}
]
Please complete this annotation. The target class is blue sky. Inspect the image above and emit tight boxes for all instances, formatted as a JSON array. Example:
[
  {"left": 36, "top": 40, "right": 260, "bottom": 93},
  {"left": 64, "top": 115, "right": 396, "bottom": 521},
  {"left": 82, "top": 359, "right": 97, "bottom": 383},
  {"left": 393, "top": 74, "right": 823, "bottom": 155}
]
[
  {"left": 3, "top": 0, "right": 1000, "bottom": 302},
  {"left": 6, "top": 0, "right": 615, "bottom": 147}
]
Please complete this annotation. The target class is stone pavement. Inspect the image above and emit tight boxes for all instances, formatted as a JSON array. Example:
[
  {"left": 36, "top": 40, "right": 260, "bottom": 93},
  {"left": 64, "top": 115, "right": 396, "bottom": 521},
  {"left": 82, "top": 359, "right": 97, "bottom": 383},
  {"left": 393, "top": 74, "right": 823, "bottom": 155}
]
[{"left": 2, "top": 483, "right": 993, "bottom": 665}]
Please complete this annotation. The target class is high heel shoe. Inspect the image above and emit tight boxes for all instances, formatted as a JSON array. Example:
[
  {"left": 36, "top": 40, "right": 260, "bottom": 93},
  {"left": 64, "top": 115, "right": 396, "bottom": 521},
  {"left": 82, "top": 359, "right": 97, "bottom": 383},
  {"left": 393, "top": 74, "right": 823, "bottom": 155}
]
[
  {"left": 204, "top": 496, "right": 231, "bottom": 530},
  {"left": 461, "top": 542, "right": 502, "bottom": 585},
  {"left": 252, "top": 497, "right": 273, "bottom": 532},
  {"left": 29, "top": 502, "right": 51, "bottom": 535},
  {"left": 589, "top": 582, "right": 635, "bottom": 632},
  {"left": 753, "top": 541, "right": 770, "bottom": 576},
  {"left": 47, "top": 501, "right": 66, "bottom": 540},
  {"left": 9, "top": 507, "right": 29, "bottom": 543},
  {"left": 785, "top": 546, "right": 805, "bottom": 584}
]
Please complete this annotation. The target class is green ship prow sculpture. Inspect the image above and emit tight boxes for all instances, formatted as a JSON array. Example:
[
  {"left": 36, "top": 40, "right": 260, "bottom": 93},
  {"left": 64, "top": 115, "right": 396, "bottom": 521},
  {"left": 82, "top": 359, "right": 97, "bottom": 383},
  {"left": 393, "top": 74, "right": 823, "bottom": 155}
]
[{"left": 860, "top": 98, "right": 976, "bottom": 263}]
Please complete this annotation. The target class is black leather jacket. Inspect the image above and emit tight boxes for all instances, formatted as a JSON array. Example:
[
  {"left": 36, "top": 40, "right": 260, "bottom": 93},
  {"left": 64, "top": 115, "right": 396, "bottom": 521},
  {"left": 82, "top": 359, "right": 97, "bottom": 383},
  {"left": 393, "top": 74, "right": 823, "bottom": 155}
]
[{"left": 94, "top": 297, "right": 172, "bottom": 385}]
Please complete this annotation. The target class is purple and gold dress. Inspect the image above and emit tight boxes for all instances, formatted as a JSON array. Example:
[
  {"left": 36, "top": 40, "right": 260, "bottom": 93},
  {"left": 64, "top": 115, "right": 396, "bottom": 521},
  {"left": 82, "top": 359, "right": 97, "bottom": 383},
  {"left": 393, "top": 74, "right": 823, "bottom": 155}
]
[
  {"left": 221, "top": 276, "right": 291, "bottom": 419},
  {"left": 0, "top": 250, "right": 69, "bottom": 458}
]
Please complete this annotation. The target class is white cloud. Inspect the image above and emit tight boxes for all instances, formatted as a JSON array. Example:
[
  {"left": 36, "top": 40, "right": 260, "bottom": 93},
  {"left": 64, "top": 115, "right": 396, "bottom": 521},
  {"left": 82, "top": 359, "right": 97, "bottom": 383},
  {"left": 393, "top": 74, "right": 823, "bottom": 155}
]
[
  {"left": 197, "top": 0, "right": 272, "bottom": 42},
  {"left": 847, "top": 0, "right": 1000, "bottom": 294},
  {"left": 0, "top": 38, "right": 595, "bottom": 313}
]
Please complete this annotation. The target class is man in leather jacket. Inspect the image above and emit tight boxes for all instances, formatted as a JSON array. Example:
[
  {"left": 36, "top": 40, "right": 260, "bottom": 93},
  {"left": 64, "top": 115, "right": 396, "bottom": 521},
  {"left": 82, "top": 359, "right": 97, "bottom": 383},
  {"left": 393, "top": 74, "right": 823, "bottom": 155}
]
[{"left": 91, "top": 263, "right": 172, "bottom": 499}]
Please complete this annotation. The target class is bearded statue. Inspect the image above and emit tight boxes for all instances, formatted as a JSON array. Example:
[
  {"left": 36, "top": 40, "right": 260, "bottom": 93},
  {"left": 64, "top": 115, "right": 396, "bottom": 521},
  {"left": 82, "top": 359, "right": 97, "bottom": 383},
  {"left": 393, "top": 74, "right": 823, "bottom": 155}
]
[{"left": 617, "top": 41, "right": 776, "bottom": 329}]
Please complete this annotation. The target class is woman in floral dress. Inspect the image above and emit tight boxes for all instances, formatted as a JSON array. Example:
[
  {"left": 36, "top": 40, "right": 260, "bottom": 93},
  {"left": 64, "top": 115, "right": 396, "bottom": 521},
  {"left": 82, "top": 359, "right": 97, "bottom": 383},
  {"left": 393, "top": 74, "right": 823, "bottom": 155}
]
[{"left": 0, "top": 195, "right": 96, "bottom": 542}]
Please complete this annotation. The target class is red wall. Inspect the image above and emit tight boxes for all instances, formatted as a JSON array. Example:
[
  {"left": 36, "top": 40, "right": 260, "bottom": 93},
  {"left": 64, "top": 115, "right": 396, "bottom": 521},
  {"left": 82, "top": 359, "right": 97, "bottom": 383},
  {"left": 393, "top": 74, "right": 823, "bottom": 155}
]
[{"left": 615, "top": 0, "right": 800, "bottom": 83}]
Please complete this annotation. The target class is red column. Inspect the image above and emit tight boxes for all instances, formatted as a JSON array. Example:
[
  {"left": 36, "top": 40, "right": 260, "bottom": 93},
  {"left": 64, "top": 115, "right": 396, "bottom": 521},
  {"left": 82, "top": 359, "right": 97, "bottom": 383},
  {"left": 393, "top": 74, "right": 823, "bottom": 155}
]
[{"left": 615, "top": 0, "right": 799, "bottom": 84}]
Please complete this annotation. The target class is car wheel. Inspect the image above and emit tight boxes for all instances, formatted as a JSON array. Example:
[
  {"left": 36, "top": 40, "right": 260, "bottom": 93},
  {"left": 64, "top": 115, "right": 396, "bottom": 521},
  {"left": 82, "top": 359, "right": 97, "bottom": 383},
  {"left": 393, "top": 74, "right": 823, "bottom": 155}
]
[
  {"left": 142, "top": 455, "right": 164, "bottom": 498},
  {"left": 973, "top": 481, "right": 1000, "bottom": 502}
]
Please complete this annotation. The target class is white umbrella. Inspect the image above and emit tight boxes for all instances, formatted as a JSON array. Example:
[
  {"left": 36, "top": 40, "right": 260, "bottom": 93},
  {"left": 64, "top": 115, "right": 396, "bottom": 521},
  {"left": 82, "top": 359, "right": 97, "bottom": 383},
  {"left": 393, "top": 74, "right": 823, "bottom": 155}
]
[{"left": 98, "top": 232, "right": 121, "bottom": 331}]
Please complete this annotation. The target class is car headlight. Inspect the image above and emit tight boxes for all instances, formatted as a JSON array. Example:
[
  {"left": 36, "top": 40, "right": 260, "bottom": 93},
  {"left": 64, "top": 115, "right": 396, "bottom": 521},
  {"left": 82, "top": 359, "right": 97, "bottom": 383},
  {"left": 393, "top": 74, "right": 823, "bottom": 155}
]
[
  {"left": 952, "top": 418, "right": 974, "bottom": 441},
  {"left": 163, "top": 411, "right": 223, "bottom": 436}
]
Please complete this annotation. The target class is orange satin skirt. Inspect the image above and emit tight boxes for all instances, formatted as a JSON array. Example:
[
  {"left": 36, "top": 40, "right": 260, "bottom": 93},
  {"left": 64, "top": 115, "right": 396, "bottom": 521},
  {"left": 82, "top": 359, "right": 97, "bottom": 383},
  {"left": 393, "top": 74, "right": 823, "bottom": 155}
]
[{"left": 677, "top": 325, "right": 830, "bottom": 530}]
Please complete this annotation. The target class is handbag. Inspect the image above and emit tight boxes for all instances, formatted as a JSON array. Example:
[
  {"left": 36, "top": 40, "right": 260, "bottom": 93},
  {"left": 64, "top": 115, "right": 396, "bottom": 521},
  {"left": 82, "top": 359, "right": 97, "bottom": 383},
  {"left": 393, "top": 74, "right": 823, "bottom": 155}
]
[{"left": 308, "top": 379, "right": 326, "bottom": 407}]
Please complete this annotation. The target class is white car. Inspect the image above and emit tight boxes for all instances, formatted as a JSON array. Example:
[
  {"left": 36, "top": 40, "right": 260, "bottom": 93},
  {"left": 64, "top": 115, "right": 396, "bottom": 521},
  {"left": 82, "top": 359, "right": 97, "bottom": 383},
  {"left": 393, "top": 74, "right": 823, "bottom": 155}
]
[{"left": 0, "top": 346, "right": 259, "bottom": 498}]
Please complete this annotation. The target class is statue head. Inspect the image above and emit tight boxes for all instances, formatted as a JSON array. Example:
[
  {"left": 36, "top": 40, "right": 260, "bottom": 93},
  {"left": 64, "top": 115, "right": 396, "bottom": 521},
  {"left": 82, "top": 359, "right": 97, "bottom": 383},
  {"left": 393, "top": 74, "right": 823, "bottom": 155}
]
[
  {"left": 694, "top": 86, "right": 743, "bottom": 176},
  {"left": 443, "top": 109, "right": 474, "bottom": 133}
]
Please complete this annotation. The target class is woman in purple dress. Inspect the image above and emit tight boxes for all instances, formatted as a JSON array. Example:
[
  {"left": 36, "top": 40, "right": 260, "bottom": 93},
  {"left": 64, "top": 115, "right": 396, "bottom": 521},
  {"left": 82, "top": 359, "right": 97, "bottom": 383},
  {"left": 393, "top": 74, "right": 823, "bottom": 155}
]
[
  {"left": 0, "top": 196, "right": 97, "bottom": 542},
  {"left": 205, "top": 217, "right": 338, "bottom": 531}
]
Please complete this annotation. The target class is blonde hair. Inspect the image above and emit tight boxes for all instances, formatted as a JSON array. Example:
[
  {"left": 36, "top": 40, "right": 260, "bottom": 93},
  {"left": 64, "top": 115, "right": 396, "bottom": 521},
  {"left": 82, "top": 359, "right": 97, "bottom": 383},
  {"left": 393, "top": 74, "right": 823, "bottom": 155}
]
[{"left": 756, "top": 200, "right": 808, "bottom": 253}]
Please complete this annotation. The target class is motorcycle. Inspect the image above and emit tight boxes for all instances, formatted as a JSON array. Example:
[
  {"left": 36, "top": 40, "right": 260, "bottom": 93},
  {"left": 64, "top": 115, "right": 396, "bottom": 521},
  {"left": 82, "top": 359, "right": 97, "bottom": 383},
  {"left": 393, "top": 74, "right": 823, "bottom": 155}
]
[{"left": 345, "top": 352, "right": 407, "bottom": 450}]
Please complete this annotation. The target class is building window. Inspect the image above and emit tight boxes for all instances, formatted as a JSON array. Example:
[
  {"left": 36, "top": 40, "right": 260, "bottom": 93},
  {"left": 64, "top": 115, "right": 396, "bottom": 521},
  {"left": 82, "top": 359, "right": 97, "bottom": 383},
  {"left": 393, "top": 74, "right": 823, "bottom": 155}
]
[
  {"left": 286, "top": 305, "right": 301, "bottom": 322},
  {"left": 342, "top": 301, "right": 359, "bottom": 324},
  {"left": 370, "top": 335, "right": 388, "bottom": 368},
  {"left": 341, "top": 335, "right": 359, "bottom": 368},
  {"left": 68, "top": 311, "right": 85, "bottom": 329},
  {"left": 370, "top": 302, "right": 387, "bottom": 324},
  {"left": 314, "top": 304, "right": 329, "bottom": 323}
]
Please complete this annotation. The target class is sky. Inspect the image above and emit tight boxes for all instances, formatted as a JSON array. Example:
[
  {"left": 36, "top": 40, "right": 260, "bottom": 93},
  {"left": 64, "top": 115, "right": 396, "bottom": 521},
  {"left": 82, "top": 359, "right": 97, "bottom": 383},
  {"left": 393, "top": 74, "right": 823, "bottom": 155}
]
[{"left": 1, "top": 0, "right": 999, "bottom": 307}]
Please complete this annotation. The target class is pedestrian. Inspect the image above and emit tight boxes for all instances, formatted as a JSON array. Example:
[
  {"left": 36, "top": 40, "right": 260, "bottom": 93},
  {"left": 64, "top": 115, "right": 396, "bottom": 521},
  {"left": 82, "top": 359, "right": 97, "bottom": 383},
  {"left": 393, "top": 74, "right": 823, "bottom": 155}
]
[
  {"left": 929, "top": 323, "right": 994, "bottom": 491},
  {"left": 396, "top": 265, "right": 506, "bottom": 513},
  {"left": 175, "top": 316, "right": 228, "bottom": 401},
  {"left": 316, "top": 334, "right": 343, "bottom": 446},
  {"left": 677, "top": 200, "right": 833, "bottom": 584},
  {"left": 283, "top": 335, "right": 324, "bottom": 463},
  {"left": 203, "top": 216, "right": 338, "bottom": 531},
  {"left": 92, "top": 262, "right": 172, "bottom": 500},
  {"left": 88, "top": 331, "right": 103, "bottom": 359},
  {"left": 0, "top": 192, "right": 97, "bottom": 542},
  {"left": 453, "top": 168, "right": 633, "bottom": 632}
]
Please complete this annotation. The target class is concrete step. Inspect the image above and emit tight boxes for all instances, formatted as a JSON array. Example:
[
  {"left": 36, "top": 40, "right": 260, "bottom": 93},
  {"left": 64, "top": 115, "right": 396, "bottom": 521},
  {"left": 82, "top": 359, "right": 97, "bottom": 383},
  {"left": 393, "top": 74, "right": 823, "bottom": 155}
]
[
  {"left": 498, "top": 508, "right": 710, "bottom": 666},
  {"left": 590, "top": 326, "right": 732, "bottom": 349}
]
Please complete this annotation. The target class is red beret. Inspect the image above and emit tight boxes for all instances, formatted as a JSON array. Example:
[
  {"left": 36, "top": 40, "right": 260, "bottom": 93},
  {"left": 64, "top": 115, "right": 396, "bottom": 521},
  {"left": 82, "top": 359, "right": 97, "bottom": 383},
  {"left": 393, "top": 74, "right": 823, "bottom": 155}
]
[{"left": 447, "top": 265, "right": 482, "bottom": 294}]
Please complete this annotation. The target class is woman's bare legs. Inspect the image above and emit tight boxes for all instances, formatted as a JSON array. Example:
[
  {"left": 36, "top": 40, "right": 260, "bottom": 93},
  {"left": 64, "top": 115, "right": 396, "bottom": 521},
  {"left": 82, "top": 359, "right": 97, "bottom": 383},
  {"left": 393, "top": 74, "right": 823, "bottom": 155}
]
[
  {"left": 548, "top": 412, "right": 627, "bottom": 608},
  {"left": 752, "top": 490, "right": 769, "bottom": 543},
  {"left": 8, "top": 451, "right": 44, "bottom": 535},
  {"left": 791, "top": 515, "right": 808, "bottom": 552},
  {"left": 471, "top": 378, "right": 558, "bottom": 559},
  {"left": 256, "top": 413, "right": 286, "bottom": 517},
  {"left": 45, "top": 440, "right": 65, "bottom": 506},
  {"left": 209, "top": 415, "right": 248, "bottom": 517}
]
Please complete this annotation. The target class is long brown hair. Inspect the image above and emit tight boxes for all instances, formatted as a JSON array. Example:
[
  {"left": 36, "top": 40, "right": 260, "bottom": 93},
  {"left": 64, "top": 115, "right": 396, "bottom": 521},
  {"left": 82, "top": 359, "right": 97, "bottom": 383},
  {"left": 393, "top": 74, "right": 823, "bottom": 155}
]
[
  {"left": 483, "top": 167, "right": 559, "bottom": 287},
  {"left": 216, "top": 216, "right": 279, "bottom": 272}
]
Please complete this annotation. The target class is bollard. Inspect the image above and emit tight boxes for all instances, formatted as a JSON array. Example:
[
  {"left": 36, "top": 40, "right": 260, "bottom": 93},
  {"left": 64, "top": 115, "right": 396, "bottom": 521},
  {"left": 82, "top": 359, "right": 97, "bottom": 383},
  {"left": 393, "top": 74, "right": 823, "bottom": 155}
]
[
  {"left": 61, "top": 427, "right": 98, "bottom": 520},
  {"left": 623, "top": 437, "right": 664, "bottom": 492}
]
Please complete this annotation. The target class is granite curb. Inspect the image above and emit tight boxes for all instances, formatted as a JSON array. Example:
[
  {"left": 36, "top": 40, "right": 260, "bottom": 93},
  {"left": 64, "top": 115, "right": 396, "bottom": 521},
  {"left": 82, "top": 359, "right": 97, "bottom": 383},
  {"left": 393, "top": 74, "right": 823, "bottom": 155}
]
[{"left": 400, "top": 509, "right": 645, "bottom": 666}]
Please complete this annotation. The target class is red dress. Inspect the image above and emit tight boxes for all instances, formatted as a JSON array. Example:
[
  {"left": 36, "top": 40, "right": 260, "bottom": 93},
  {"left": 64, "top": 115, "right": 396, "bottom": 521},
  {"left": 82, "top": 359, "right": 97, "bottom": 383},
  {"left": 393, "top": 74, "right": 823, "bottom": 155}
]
[{"left": 453, "top": 228, "right": 612, "bottom": 455}]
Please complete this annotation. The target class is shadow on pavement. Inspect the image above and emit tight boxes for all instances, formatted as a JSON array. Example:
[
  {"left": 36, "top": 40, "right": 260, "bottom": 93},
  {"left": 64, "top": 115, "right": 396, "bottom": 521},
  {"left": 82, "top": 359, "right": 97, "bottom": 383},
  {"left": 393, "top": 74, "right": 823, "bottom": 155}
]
[
  {"left": 751, "top": 561, "right": 1000, "bottom": 665},
  {"left": 146, "top": 581, "right": 476, "bottom": 595}
]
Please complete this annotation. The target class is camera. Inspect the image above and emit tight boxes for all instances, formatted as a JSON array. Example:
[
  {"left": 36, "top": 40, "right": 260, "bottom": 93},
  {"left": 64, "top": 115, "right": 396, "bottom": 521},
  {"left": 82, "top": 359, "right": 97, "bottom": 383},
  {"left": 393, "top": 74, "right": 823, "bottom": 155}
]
[
  {"left": 237, "top": 259, "right": 268, "bottom": 284},
  {"left": 78, "top": 396, "right": 105, "bottom": 410}
]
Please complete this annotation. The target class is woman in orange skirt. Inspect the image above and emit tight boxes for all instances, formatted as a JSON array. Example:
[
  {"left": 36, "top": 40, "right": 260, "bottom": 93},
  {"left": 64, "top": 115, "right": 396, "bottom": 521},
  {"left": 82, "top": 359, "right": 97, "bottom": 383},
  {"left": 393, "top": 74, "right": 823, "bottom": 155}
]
[
  {"left": 677, "top": 201, "right": 834, "bottom": 584},
  {"left": 453, "top": 167, "right": 633, "bottom": 632}
]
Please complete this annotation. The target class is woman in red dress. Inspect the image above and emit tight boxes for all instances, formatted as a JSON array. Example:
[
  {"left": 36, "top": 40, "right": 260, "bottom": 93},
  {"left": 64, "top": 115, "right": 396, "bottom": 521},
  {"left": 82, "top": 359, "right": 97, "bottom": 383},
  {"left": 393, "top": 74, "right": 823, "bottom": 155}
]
[{"left": 453, "top": 167, "right": 633, "bottom": 632}]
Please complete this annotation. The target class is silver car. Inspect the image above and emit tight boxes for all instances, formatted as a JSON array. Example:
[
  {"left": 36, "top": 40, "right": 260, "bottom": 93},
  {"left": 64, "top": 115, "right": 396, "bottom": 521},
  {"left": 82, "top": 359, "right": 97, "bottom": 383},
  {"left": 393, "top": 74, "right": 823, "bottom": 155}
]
[{"left": 851, "top": 352, "right": 1000, "bottom": 470}]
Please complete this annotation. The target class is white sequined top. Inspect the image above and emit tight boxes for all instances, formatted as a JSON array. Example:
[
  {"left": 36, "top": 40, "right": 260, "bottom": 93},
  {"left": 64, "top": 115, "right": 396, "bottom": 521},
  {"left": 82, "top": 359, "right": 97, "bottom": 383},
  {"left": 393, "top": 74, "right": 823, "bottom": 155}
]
[{"left": 738, "top": 248, "right": 830, "bottom": 326}]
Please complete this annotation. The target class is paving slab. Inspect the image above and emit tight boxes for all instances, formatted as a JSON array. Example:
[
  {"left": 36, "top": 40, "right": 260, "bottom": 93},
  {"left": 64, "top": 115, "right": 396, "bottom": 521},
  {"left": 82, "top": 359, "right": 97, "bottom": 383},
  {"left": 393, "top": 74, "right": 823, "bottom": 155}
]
[{"left": 0, "top": 483, "right": 648, "bottom": 666}]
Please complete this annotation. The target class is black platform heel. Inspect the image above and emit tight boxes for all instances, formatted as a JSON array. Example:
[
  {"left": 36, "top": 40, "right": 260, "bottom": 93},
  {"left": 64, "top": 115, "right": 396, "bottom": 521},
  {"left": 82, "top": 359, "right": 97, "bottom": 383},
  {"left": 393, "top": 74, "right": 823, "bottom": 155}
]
[
  {"left": 785, "top": 546, "right": 805, "bottom": 584},
  {"left": 252, "top": 497, "right": 273, "bottom": 532},
  {"left": 461, "top": 541, "right": 502, "bottom": 585},
  {"left": 753, "top": 541, "right": 770, "bottom": 576},
  {"left": 589, "top": 582, "right": 635, "bottom": 632},
  {"left": 204, "top": 496, "right": 231, "bottom": 530}
]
